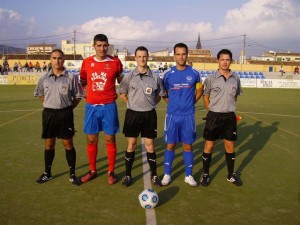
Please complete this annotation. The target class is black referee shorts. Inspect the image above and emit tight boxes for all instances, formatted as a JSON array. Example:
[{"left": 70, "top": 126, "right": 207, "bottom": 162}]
[
  {"left": 203, "top": 111, "right": 237, "bottom": 141},
  {"left": 42, "top": 107, "right": 74, "bottom": 139},
  {"left": 123, "top": 109, "right": 157, "bottom": 139}
]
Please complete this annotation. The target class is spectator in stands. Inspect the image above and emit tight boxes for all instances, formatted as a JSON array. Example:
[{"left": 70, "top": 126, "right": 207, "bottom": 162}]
[
  {"left": 48, "top": 62, "right": 52, "bottom": 72},
  {"left": 13, "top": 62, "right": 18, "bottom": 72},
  {"left": 24, "top": 62, "right": 29, "bottom": 72},
  {"left": 4, "top": 61, "right": 9, "bottom": 74},
  {"left": 29, "top": 61, "right": 33, "bottom": 72},
  {"left": 279, "top": 66, "right": 285, "bottom": 76},
  {"left": 163, "top": 62, "right": 168, "bottom": 72},
  {"left": 18, "top": 62, "right": 22, "bottom": 72},
  {"left": 35, "top": 61, "right": 41, "bottom": 72},
  {"left": 0, "top": 65, "right": 3, "bottom": 75},
  {"left": 42, "top": 62, "right": 47, "bottom": 72},
  {"left": 294, "top": 66, "right": 299, "bottom": 75},
  {"left": 158, "top": 63, "right": 164, "bottom": 73}
]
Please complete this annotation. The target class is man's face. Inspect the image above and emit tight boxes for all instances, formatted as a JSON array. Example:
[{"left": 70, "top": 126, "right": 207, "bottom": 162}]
[
  {"left": 94, "top": 41, "right": 109, "bottom": 59},
  {"left": 174, "top": 47, "right": 188, "bottom": 67},
  {"left": 50, "top": 51, "right": 64, "bottom": 70},
  {"left": 218, "top": 54, "right": 232, "bottom": 70},
  {"left": 135, "top": 50, "right": 148, "bottom": 67}
]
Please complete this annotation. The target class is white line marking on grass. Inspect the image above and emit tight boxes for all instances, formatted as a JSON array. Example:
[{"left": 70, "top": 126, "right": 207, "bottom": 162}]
[
  {"left": 237, "top": 111, "right": 300, "bottom": 118},
  {"left": 239, "top": 112, "right": 300, "bottom": 138},
  {"left": 0, "top": 109, "right": 42, "bottom": 127},
  {"left": 272, "top": 143, "right": 294, "bottom": 156},
  {"left": 141, "top": 138, "right": 157, "bottom": 225}
]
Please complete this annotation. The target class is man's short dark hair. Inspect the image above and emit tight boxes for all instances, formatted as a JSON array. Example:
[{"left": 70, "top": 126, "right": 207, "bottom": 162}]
[
  {"left": 93, "top": 34, "right": 109, "bottom": 44},
  {"left": 135, "top": 46, "right": 149, "bottom": 56},
  {"left": 174, "top": 43, "right": 188, "bottom": 53},
  {"left": 51, "top": 49, "right": 64, "bottom": 56},
  {"left": 217, "top": 49, "right": 232, "bottom": 60}
]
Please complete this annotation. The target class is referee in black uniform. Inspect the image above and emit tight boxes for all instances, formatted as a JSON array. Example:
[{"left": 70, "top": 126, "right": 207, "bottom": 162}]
[
  {"left": 34, "top": 49, "right": 84, "bottom": 186},
  {"left": 119, "top": 46, "right": 165, "bottom": 187},
  {"left": 200, "top": 49, "right": 243, "bottom": 187}
]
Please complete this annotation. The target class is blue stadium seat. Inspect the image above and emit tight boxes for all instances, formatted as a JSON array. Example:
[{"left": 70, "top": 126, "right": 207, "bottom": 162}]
[
  {"left": 245, "top": 75, "right": 249, "bottom": 78},
  {"left": 249, "top": 72, "right": 253, "bottom": 75},
  {"left": 243, "top": 72, "right": 248, "bottom": 75},
  {"left": 259, "top": 72, "right": 264, "bottom": 76},
  {"left": 240, "top": 75, "right": 244, "bottom": 78},
  {"left": 254, "top": 72, "right": 259, "bottom": 75},
  {"left": 250, "top": 75, "right": 255, "bottom": 79},
  {"left": 238, "top": 71, "right": 243, "bottom": 75},
  {"left": 201, "top": 70, "right": 205, "bottom": 74},
  {"left": 232, "top": 71, "right": 237, "bottom": 75},
  {"left": 255, "top": 75, "right": 260, "bottom": 79},
  {"left": 206, "top": 71, "right": 211, "bottom": 74}
]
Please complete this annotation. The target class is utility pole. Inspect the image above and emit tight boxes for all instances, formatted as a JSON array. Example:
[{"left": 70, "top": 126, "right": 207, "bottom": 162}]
[
  {"left": 43, "top": 41, "right": 46, "bottom": 61},
  {"left": 243, "top": 34, "right": 246, "bottom": 64},
  {"left": 73, "top": 30, "right": 76, "bottom": 60}
]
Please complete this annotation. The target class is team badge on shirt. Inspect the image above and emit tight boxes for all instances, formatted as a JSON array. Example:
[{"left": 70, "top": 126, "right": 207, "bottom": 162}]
[{"left": 145, "top": 87, "right": 152, "bottom": 95}]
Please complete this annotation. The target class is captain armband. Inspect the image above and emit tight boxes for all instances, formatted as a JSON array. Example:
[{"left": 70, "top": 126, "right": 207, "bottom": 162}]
[{"left": 196, "top": 82, "right": 203, "bottom": 90}]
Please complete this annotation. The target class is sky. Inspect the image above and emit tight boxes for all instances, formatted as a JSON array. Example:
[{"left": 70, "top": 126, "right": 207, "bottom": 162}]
[{"left": 0, "top": 0, "right": 299, "bottom": 59}]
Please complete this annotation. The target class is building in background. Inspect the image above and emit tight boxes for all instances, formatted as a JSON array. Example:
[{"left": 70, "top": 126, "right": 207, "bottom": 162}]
[
  {"left": 61, "top": 40, "right": 114, "bottom": 58},
  {"left": 27, "top": 44, "right": 56, "bottom": 55},
  {"left": 251, "top": 51, "right": 300, "bottom": 62}
]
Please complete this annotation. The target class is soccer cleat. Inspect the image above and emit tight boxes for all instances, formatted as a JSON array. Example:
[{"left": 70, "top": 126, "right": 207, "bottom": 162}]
[
  {"left": 184, "top": 175, "right": 198, "bottom": 187},
  {"left": 200, "top": 174, "right": 210, "bottom": 187},
  {"left": 227, "top": 173, "right": 242, "bottom": 186},
  {"left": 122, "top": 176, "right": 132, "bottom": 187},
  {"left": 151, "top": 176, "right": 162, "bottom": 187},
  {"left": 161, "top": 174, "right": 171, "bottom": 186},
  {"left": 80, "top": 170, "right": 97, "bottom": 183},
  {"left": 36, "top": 172, "right": 53, "bottom": 184},
  {"left": 69, "top": 174, "right": 81, "bottom": 186},
  {"left": 108, "top": 172, "right": 118, "bottom": 185}
]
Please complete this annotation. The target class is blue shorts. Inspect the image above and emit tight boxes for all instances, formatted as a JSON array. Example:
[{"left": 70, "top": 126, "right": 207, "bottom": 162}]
[
  {"left": 164, "top": 114, "right": 196, "bottom": 145},
  {"left": 84, "top": 102, "right": 120, "bottom": 135}
]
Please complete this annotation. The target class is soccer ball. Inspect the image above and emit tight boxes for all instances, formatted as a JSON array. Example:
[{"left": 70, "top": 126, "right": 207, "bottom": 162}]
[{"left": 138, "top": 188, "right": 159, "bottom": 209}]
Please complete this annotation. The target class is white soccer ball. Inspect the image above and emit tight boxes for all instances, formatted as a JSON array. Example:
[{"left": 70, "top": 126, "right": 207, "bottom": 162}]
[{"left": 138, "top": 188, "right": 159, "bottom": 209}]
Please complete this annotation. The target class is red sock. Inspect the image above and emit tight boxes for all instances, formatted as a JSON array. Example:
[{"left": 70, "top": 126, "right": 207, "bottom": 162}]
[
  {"left": 106, "top": 142, "right": 117, "bottom": 173},
  {"left": 87, "top": 143, "right": 98, "bottom": 172}
]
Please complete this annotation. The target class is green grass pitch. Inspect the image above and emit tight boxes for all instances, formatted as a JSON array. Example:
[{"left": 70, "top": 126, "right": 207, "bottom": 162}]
[{"left": 0, "top": 85, "right": 299, "bottom": 225}]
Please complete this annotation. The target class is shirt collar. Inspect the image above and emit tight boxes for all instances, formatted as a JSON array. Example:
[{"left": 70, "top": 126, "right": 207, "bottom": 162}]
[
  {"left": 216, "top": 69, "right": 233, "bottom": 78},
  {"left": 132, "top": 66, "right": 152, "bottom": 77},
  {"left": 46, "top": 68, "right": 68, "bottom": 77}
]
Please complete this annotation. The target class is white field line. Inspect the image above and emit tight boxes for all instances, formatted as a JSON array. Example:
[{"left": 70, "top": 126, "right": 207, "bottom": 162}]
[
  {"left": 272, "top": 143, "right": 294, "bottom": 156},
  {"left": 237, "top": 112, "right": 300, "bottom": 138},
  {"left": 236, "top": 111, "right": 300, "bottom": 118},
  {"left": 141, "top": 138, "right": 157, "bottom": 225},
  {"left": 0, "top": 109, "right": 42, "bottom": 127}
]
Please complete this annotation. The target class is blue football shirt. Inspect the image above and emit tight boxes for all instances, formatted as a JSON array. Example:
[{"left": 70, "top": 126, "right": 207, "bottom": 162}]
[{"left": 163, "top": 66, "right": 200, "bottom": 116}]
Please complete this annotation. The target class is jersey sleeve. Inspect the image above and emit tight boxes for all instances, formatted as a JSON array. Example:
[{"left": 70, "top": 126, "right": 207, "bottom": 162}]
[
  {"left": 203, "top": 75, "right": 211, "bottom": 96},
  {"left": 162, "top": 71, "right": 170, "bottom": 92},
  {"left": 236, "top": 76, "right": 243, "bottom": 96},
  {"left": 34, "top": 75, "right": 45, "bottom": 97},
  {"left": 118, "top": 74, "right": 130, "bottom": 94},
  {"left": 114, "top": 57, "right": 123, "bottom": 75},
  {"left": 73, "top": 74, "right": 85, "bottom": 98},
  {"left": 79, "top": 59, "right": 87, "bottom": 80},
  {"left": 155, "top": 76, "right": 166, "bottom": 97}
]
